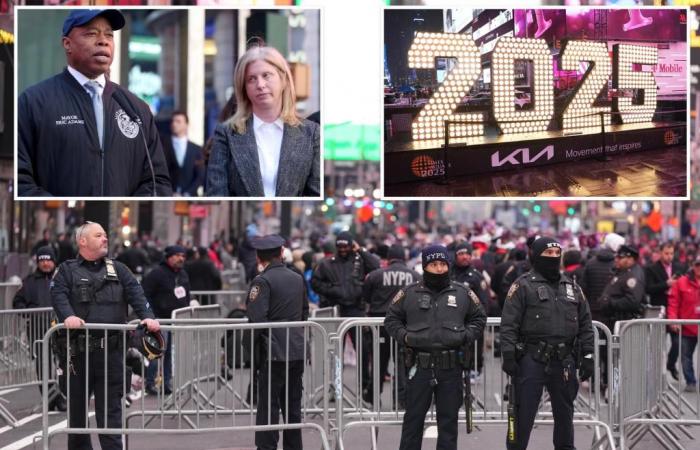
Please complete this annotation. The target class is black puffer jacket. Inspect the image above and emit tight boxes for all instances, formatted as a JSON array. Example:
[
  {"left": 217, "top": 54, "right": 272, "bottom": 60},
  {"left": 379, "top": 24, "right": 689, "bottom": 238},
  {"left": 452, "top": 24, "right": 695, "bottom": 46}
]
[{"left": 580, "top": 248, "right": 615, "bottom": 312}]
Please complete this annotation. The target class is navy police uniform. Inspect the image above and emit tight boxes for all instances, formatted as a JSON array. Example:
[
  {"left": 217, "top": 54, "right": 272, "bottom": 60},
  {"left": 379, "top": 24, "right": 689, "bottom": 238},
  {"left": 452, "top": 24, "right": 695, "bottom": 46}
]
[
  {"left": 362, "top": 245, "right": 420, "bottom": 406},
  {"left": 13, "top": 246, "right": 67, "bottom": 411},
  {"left": 51, "top": 254, "right": 155, "bottom": 450},
  {"left": 598, "top": 245, "right": 645, "bottom": 330},
  {"left": 385, "top": 245, "right": 486, "bottom": 450},
  {"left": 246, "top": 235, "right": 309, "bottom": 450},
  {"left": 450, "top": 242, "right": 491, "bottom": 376},
  {"left": 500, "top": 237, "right": 594, "bottom": 450}
]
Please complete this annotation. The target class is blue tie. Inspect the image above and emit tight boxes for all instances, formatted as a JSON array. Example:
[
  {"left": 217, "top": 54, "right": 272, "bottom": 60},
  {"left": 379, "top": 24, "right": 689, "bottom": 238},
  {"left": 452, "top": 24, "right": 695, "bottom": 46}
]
[{"left": 85, "top": 81, "right": 104, "bottom": 148}]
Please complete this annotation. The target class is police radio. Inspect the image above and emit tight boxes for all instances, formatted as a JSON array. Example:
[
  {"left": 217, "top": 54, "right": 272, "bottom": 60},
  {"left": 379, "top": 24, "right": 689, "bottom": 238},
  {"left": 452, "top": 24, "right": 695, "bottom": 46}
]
[{"left": 112, "top": 89, "right": 157, "bottom": 197}]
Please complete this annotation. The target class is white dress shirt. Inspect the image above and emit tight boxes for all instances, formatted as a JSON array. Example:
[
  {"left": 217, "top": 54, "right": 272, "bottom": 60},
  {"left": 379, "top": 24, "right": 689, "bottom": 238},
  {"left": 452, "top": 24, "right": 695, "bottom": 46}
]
[
  {"left": 252, "top": 114, "right": 284, "bottom": 197},
  {"left": 172, "top": 136, "right": 188, "bottom": 167},
  {"left": 67, "top": 65, "right": 106, "bottom": 97}
]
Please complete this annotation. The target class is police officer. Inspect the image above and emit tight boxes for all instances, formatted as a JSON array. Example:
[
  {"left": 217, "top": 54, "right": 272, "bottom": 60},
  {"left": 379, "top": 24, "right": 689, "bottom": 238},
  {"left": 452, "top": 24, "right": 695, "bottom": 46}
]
[
  {"left": 500, "top": 237, "right": 594, "bottom": 450},
  {"left": 385, "top": 245, "right": 486, "bottom": 450},
  {"left": 246, "top": 235, "right": 309, "bottom": 450},
  {"left": 141, "top": 244, "right": 190, "bottom": 396},
  {"left": 51, "top": 222, "right": 160, "bottom": 450},
  {"left": 13, "top": 246, "right": 66, "bottom": 411},
  {"left": 598, "top": 244, "right": 646, "bottom": 330},
  {"left": 363, "top": 244, "right": 420, "bottom": 406},
  {"left": 450, "top": 241, "right": 491, "bottom": 380}
]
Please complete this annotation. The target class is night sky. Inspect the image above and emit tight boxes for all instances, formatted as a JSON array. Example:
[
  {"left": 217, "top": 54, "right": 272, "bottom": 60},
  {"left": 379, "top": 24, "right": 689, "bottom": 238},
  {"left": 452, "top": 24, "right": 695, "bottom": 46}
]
[{"left": 385, "top": 9, "right": 444, "bottom": 87}]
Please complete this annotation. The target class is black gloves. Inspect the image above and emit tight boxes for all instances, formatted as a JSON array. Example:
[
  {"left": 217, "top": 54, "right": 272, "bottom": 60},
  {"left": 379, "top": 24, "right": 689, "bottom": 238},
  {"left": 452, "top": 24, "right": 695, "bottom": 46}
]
[
  {"left": 579, "top": 354, "right": 594, "bottom": 381},
  {"left": 502, "top": 352, "right": 519, "bottom": 377}
]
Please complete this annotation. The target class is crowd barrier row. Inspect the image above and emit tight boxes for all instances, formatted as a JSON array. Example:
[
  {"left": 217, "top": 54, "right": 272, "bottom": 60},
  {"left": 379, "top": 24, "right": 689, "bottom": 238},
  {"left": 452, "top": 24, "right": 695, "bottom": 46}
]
[{"left": 1, "top": 303, "right": 699, "bottom": 449}]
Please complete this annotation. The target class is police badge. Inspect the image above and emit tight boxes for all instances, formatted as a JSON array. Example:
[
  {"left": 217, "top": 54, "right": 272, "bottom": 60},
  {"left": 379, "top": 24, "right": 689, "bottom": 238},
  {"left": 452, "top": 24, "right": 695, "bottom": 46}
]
[{"left": 447, "top": 295, "right": 458, "bottom": 307}]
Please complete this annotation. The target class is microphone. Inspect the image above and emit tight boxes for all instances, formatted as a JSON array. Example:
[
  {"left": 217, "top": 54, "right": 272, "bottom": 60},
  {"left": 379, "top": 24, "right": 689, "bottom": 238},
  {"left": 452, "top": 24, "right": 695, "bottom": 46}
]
[{"left": 112, "top": 89, "right": 157, "bottom": 197}]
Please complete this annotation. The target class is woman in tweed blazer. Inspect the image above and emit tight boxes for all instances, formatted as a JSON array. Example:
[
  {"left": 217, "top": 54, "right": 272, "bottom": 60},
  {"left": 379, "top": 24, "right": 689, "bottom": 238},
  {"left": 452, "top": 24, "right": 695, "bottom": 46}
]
[{"left": 205, "top": 45, "right": 320, "bottom": 197}]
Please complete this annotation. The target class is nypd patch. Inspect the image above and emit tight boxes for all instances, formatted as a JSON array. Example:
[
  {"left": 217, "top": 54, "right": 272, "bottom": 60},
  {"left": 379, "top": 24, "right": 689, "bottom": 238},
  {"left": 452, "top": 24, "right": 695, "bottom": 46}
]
[
  {"left": 392, "top": 289, "right": 405, "bottom": 305},
  {"left": 468, "top": 289, "right": 480, "bottom": 306},
  {"left": 627, "top": 278, "right": 637, "bottom": 289},
  {"left": 249, "top": 285, "right": 260, "bottom": 302},
  {"left": 506, "top": 282, "right": 519, "bottom": 301}
]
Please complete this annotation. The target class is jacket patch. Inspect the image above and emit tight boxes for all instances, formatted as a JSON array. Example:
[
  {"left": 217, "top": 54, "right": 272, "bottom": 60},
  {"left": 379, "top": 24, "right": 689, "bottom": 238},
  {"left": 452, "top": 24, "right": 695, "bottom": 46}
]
[
  {"left": 249, "top": 285, "right": 260, "bottom": 302},
  {"left": 468, "top": 289, "right": 480, "bottom": 306},
  {"left": 627, "top": 278, "right": 637, "bottom": 289},
  {"left": 55, "top": 115, "right": 85, "bottom": 126},
  {"left": 115, "top": 109, "right": 139, "bottom": 139},
  {"left": 506, "top": 282, "right": 519, "bottom": 301},
  {"left": 392, "top": 289, "right": 405, "bottom": 305}
]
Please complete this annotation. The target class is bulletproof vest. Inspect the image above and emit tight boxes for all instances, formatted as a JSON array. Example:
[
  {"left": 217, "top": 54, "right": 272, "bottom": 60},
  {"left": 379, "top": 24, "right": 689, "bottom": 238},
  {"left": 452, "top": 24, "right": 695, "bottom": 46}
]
[{"left": 69, "top": 258, "right": 127, "bottom": 323}]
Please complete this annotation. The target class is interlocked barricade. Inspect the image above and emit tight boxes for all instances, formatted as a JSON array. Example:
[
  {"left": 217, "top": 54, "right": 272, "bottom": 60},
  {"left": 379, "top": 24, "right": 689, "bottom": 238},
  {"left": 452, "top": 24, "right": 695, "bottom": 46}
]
[
  {"left": 41, "top": 321, "right": 332, "bottom": 450},
  {"left": 190, "top": 290, "right": 247, "bottom": 311},
  {"left": 615, "top": 319, "right": 700, "bottom": 450},
  {"left": 333, "top": 317, "right": 616, "bottom": 450},
  {"left": 0, "top": 307, "right": 56, "bottom": 426},
  {"left": 0, "top": 281, "right": 21, "bottom": 310}
]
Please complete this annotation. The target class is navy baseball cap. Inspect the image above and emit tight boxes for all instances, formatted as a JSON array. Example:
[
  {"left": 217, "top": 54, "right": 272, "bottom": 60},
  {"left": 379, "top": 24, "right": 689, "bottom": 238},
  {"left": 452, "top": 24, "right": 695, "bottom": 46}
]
[
  {"left": 251, "top": 235, "right": 285, "bottom": 251},
  {"left": 63, "top": 9, "right": 126, "bottom": 37}
]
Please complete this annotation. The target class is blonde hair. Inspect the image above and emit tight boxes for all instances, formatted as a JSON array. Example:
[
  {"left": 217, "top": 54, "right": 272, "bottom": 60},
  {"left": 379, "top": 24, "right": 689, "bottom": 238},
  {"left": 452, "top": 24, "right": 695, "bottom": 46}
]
[{"left": 227, "top": 45, "right": 301, "bottom": 134}]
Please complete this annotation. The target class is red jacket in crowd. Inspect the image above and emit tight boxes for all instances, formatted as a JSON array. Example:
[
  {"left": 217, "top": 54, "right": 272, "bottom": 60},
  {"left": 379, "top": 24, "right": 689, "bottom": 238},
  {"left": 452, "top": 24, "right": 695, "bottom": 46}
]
[{"left": 667, "top": 273, "right": 700, "bottom": 337}]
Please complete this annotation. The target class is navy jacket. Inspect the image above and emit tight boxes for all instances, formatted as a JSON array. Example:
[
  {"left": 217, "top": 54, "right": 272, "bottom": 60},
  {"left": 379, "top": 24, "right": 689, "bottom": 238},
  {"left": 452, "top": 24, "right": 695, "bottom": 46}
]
[
  {"left": 18, "top": 69, "right": 172, "bottom": 197},
  {"left": 163, "top": 136, "right": 204, "bottom": 196}
]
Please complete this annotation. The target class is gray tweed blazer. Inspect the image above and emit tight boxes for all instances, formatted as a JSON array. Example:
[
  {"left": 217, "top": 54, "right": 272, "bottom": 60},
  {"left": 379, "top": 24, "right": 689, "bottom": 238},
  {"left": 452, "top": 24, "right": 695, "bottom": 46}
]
[{"left": 205, "top": 117, "right": 320, "bottom": 197}]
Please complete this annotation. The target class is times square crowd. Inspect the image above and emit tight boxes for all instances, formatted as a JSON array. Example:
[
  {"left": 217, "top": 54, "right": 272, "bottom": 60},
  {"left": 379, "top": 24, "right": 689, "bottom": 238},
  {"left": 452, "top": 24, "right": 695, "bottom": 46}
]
[{"left": 14, "top": 217, "right": 700, "bottom": 397}]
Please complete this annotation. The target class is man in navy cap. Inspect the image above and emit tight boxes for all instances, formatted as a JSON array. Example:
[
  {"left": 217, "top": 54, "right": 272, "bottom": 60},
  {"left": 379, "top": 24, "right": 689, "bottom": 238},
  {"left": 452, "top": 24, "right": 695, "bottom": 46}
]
[
  {"left": 246, "top": 234, "right": 308, "bottom": 450},
  {"left": 599, "top": 244, "right": 646, "bottom": 329},
  {"left": 13, "top": 246, "right": 67, "bottom": 411},
  {"left": 141, "top": 244, "right": 190, "bottom": 396},
  {"left": 385, "top": 244, "right": 486, "bottom": 450},
  {"left": 18, "top": 9, "right": 171, "bottom": 197}
]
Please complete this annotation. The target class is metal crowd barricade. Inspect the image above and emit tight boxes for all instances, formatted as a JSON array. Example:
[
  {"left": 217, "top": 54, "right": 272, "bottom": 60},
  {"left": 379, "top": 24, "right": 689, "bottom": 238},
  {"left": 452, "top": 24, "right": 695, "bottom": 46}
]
[
  {"left": 0, "top": 307, "right": 56, "bottom": 426},
  {"left": 41, "top": 321, "right": 331, "bottom": 450},
  {"left": 615, "top": 319, "right": 700, "bottom": 450},
  {"left": 190, "top": 290, "right": 247, "bottom": 313},
  {"left": 0, "top": 281, "right": 21, "bottom": 310},
  {"left": 333, "top": 317, "right": 616, "bottom": 450}
]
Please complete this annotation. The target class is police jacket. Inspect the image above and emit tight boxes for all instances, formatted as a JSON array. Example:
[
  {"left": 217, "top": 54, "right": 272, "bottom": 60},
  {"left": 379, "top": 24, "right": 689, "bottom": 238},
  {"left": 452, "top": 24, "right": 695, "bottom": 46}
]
[
  {"left": 500, "top": 270, "right": 594, "bottom": 358},
  {"left": 18, "top": 69, "right": 172, "bottom": 197},
  {"left": 13, "top": 269, "right": 54, "bottom": 309},
  {"left": 580, "top": 248, "right": 615, "bottom": 311},
  {"left": 363, "top": 261, "right": 421, "bottom": 315},
  {"left": 450, "top": 264, "right": 490, "bottom": 310},
  {"left": 501, "top": 260, "right": 530, "bottom": 305},
  {"left": 246, "top": 261, "right": 309, "bottom": 361},
  {"left": 384, "top": 281, "right": 487, "bottom": 352},
  {"left": 599, "top": 266, "right": 645, "bottom": 323},
  {"left": 51, "top": 256, "right": 155, "bottom": 324},
  {"left": 141, "top": 262, "right": 191, "bottom": 319},
  {"left": 311, "top": 251, "right": 380, "bottom": 309}
]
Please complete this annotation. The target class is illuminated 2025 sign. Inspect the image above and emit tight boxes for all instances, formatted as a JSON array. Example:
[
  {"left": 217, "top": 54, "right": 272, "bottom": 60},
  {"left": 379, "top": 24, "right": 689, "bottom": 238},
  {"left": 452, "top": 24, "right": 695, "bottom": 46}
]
[{"left": 407, "top": 32, "right": 659, "bottom": 140}]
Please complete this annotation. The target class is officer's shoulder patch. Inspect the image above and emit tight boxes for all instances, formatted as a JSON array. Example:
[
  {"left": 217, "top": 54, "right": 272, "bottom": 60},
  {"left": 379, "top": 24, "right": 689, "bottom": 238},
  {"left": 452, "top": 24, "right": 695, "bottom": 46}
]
[
  {"left": 249, "top": 285, "right": 260, "bottom": 302},
  {"left": 627, "top": 277, "right": 637, "bottom": 289},
  {"left": 468, "top": 289, "right": 480, "bottom": 306},
  {"left": 392, "top": 289, "right": 405, "bottom": 305},
  {"left": 506, "top": 282, "right": 520, "bottom": 301}
]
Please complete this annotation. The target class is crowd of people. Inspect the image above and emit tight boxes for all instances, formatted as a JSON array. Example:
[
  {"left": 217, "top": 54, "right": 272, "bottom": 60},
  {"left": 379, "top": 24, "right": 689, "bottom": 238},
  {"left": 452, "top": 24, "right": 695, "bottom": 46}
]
[{"left": 10, "top": 218, "right": 700, "bottom": 449}]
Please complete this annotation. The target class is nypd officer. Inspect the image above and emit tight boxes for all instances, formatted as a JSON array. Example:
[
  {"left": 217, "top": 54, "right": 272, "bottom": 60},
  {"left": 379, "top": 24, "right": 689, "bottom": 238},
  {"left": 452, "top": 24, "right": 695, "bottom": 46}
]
[
  {"left": 246, "top": 235, "right": 308, "bottom": 450},
  {"left": 51, "top": 221, "right": 160, "bottom": 450},
  {"left": 500, "top": 237, "right": 594, "bottom": 450},
  {"left": 450, "top": 241, "right": 491, "bottom": 378},
  {"left": 363, "top": 244, "right": 420, "bottom": 406},
  {"left": 598, "top": 244, "right": 646, "bottom": 330},
  {"left": 385, "top": 245, "right": 486, "bottom": 450},
  {"left": 13, "top": 246, "right": 66, "bottom": 411}
]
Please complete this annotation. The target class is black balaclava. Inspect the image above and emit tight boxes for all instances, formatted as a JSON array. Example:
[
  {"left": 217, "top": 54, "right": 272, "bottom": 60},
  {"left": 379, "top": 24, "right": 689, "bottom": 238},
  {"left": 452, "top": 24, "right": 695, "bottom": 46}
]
[
  {"left": 531, "top": 237, "right": 562, "bottom": 282},
  {"left": 422, "top": 245, "right": 451, "bottom": 291}
]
